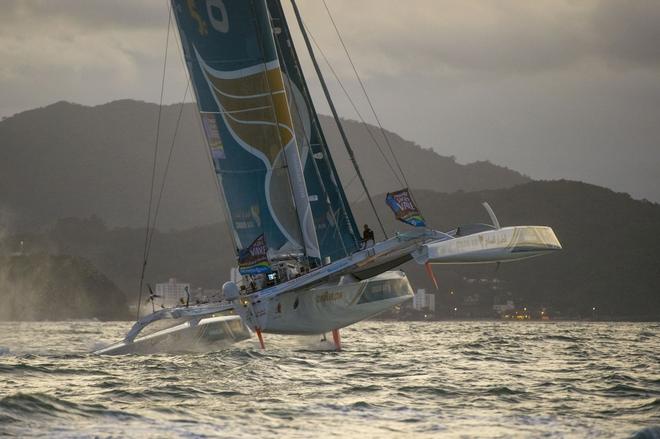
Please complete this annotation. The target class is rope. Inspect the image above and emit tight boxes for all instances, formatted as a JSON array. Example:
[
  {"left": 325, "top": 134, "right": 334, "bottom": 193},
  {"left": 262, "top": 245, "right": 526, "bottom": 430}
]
[
  {"left": 136, "top": 2, "right": 172, "bottom": 321},
  {"left": 145, "top": 82, "right": 190, "bottom": 257},
  {"left": 290, "top": 0, "right": 388, "bottom": 239},
  {"left": 320, "top": 0, "right": 413, "bottom": 192},
  {"left": 304, "top": 25, "right": 405, "bottom": 189}
]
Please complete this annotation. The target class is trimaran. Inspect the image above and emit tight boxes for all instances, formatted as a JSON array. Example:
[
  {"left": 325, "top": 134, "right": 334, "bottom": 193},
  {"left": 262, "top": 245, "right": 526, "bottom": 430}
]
[{"left": 94, "top": 0, "right": 561, "bottom": 355}]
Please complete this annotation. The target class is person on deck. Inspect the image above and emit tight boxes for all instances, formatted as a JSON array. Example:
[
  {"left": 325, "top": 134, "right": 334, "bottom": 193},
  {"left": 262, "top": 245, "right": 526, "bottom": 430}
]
[{"left": 362, "top": 224, "right": 375, "bottom": 249}]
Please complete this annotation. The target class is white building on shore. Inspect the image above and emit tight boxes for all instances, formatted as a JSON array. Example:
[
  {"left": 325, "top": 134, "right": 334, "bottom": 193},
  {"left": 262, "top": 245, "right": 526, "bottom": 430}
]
[
  {"left": 412, "top": 288, "right": 435, "bottom": 312},
  {"left": 155, "top": 278, "right": 190, "bottom": 308}
]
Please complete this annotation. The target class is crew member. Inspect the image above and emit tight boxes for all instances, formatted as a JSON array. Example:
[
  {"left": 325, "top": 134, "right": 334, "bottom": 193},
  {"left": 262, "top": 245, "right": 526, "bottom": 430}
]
[{"left": 362, "top": 224, "right": 375, "bottom": 249}]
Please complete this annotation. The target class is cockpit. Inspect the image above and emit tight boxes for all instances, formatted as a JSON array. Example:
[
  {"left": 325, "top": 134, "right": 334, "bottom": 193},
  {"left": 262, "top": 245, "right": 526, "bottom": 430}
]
[
  {"left": 512, "top": 226, "right": 562, "bottom": 249},
  {"left": 236, "top": 256, "right": 314, "bottom": 294},
  {"left": 356, "top": 272, "right": 414, "bottom": 305}
]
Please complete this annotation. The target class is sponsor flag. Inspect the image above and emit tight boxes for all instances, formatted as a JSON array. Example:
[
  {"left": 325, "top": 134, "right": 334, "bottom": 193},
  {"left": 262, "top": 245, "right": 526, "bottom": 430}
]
[
  {"left": 238, "top": 234, "right": 271, "bottom": 275},
  {"left": 385, "top": 189, "right": 426, "bottom": 227}
]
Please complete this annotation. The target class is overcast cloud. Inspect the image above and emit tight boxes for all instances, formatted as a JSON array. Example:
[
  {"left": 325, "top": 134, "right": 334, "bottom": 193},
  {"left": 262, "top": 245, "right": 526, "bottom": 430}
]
[{"left": 1, "top": 0, "right": 659, "bottom": 201}]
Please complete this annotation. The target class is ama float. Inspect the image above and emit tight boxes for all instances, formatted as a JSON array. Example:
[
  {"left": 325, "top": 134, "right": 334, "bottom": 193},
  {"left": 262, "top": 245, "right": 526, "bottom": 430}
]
[{"left": 94, "top": 0, "right": 561, "bottom": 355}]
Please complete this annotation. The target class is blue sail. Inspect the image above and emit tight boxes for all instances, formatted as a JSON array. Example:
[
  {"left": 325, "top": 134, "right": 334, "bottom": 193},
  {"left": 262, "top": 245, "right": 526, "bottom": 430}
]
[
  {"left": 266, "top": 0, "right": 361, "bottom": 261},
  {"left": 172, "top": 0, "right": 321, "bottom": 259}
]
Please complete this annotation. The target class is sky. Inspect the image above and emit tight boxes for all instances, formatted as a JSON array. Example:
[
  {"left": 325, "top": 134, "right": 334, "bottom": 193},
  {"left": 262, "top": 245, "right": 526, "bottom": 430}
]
[{"left": 1, "top": 0, "right": 659, "bottom": 202}]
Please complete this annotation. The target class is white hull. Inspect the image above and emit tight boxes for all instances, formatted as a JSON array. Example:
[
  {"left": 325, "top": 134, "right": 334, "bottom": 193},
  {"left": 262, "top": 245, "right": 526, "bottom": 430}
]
[
  {"left": 258, "top": 271, "right": 413, "bottom": 335},
  {"left": 421, "top": 226, "right": 561, "bottom": 264},
  {"left": 94, "top": 315, "right": 250, "bottom": 355}
]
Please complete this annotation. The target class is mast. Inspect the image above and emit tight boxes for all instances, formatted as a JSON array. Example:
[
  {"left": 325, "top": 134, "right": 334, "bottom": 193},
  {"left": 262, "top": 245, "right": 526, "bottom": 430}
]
[
  {"left": 267, "top": 0, "right": 361, "bottom": 260},
  {"left": 249, "top": 0, "right": 321, "bottom": 261},
  {"left": 288, "top": 0, "right": 388, "bottom": 239}
]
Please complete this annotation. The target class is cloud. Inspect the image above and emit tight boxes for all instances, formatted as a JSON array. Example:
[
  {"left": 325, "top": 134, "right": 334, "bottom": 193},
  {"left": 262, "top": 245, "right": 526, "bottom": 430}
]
[
  {"left": 292, "top": 0, "right": 660, "bottom": 79},
  {"left": 0, "top": 0, "right": 166, "bottom": 31},
  {"left": 0, "top": 0, "right": 659, "bottom": 202},
  {"left": 0, "top": 1, "right": 187, "bottom": 117},
  {"left": 591, "top": 0, "right": 660, "bottom": 68}
]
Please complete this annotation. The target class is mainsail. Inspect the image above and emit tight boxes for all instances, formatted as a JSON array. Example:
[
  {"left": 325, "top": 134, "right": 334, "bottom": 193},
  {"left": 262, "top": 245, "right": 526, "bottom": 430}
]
[
  {"left": 266, "top": 0, "right": 361, "bottom": 261},
  {"left": 172, "top": 0, "right": 320, "bottom": 259}
]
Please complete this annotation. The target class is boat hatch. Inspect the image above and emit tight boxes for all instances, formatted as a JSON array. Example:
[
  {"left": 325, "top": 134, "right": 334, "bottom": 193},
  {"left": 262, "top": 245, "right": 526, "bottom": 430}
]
[
  {"left": 513, "top": 226, "right": 562, "bottom": 249},
  {"left": 357, "top": 276, "right": 414, "bottom": 305}
]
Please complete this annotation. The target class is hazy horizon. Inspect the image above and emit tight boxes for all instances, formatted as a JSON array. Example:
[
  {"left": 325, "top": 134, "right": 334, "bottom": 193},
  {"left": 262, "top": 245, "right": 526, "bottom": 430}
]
[{"left": 1, "top": 0, "right": 659, "bottom": 201}]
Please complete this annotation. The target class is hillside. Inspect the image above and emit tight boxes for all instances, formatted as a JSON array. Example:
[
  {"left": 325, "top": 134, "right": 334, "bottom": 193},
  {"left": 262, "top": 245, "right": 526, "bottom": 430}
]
[
  {"left": 1, "top": 100, "right": 657, "bottom": 320},
  {"left": 4, "top": 180, "right": 659, "bottom": 320},
  {"left": 353, "top": 180, "right": 660, "bottom": 319},
  {"left": 0, "top": 100, "right": 528, "bottom": 231},
  {"left": 0, "top": 253, "right": 129, "bottom": 321}
]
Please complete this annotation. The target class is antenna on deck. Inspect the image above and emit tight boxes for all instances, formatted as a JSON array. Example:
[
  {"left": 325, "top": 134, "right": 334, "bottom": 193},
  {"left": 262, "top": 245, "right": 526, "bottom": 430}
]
[{"left": 482, "top": 202, "right": 501, "bottom": 229}]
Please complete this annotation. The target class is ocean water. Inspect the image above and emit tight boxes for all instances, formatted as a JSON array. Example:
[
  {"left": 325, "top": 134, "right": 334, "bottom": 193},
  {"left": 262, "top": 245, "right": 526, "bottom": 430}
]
[{"left": 0, "top": 321, "right": 658, "bottom": 438}]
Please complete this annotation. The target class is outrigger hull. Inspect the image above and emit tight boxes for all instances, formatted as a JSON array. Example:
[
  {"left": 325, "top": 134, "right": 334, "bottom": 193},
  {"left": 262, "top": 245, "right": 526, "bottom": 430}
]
[
  {"left": 420, "top": 226, "right": 562, "bottom": 264},
  {"left": 93, "top": 315, "right": 251, "bottom": 355}
]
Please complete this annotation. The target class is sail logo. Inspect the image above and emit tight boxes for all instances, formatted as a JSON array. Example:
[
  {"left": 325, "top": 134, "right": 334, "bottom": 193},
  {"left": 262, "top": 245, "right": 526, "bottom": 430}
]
[
  {"left": 186, "top": 0, "right": 208, "bottom": 35},
  {"left": 233, "top": 206, "right": 261, "bottom": 230},
  {"left": 186, "top": 0, "right": 229, "bottom": 35},
  {"left": 206, "top": 0, "right": 229, "bottom": 33},
  {"left": 201, "top": 113, "right": 225, "bottom": 159}
]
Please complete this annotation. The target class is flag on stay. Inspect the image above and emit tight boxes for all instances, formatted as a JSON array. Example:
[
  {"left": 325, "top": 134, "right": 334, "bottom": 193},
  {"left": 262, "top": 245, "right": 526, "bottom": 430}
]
[
  {"left": 238, "top": 234, "right": 271, "bottom": 275},
  {"left": 385, "top": 188, "right": 426, "bottom": 227}
]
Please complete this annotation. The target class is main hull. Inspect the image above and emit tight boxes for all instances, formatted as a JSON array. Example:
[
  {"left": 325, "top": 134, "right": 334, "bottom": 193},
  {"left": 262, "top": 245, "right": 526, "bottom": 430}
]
[{"left": 255, "top": 271, "right": 414, "bottom": 335}]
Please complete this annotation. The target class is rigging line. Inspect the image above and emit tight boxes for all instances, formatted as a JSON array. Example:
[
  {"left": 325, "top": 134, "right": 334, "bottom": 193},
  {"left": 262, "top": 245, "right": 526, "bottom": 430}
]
[
  {"left": 320, "top": 0, "right": 412, "bottom": 192},
  {"left": 289, "top": 0, "right": 388, "bottom": 239},
  {"left": 353, "top": 191, "right": 368, "bottom": 205},
  {"left": 304, "top": 25, "right": 405, "bottom": 189},
  {"left": 145, "top": 82, "right": 190, "bottom": 257},
  {"left": 137, "top": 1, "right": 172, "bottom": 321},
  {"left": 344, "top": 172, "right": 359, "bottom": 190}
]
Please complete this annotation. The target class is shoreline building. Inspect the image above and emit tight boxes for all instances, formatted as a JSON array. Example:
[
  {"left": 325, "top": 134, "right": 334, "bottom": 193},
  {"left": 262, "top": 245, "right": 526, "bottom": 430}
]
[
  {"left": 155, "top": 278, "right": 191, "bottom": 308},
  {"left": 412, "top": 289, "right": 436, "bottom": 312}
]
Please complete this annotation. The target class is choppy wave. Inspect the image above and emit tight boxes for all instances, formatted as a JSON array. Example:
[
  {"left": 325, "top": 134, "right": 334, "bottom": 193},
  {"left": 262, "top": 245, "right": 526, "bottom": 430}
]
[{"left": 0, "top": 321, "right": 659, "bottom": 438}]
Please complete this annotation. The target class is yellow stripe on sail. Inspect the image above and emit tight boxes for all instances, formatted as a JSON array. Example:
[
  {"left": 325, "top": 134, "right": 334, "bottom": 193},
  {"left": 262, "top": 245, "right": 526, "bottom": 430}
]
[{"left": 207, "top": 67, "right": 294, "bottom": 164}]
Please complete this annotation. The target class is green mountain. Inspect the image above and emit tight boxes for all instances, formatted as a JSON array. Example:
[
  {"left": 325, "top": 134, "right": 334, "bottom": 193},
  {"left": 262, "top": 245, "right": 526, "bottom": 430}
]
[
  {"left": 353, "top": 181, "right": 660, "bottom": 320},
  {"left": 5, "top": 180, "right": 658, "bottom": 320},
  {"left": 1, "top": 100, "right": 657, "bottom": 320},
  {"left": 0, "top": 100, "right": 528, "bottom": 231}
]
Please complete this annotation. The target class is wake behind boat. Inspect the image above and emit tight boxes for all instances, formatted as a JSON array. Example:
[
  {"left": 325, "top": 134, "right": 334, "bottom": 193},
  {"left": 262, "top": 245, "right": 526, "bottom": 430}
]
[{"left": 94, "top": 0, "right": 561, "bottom": 355}]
